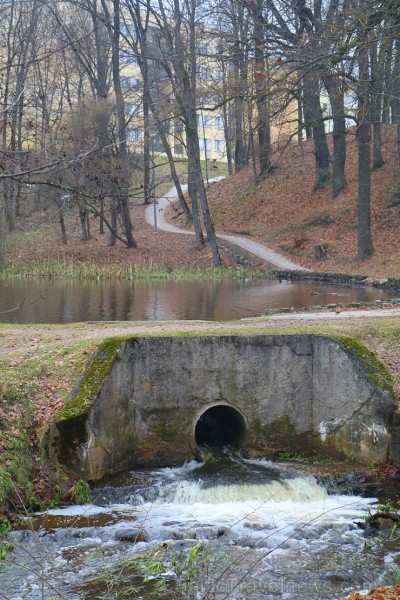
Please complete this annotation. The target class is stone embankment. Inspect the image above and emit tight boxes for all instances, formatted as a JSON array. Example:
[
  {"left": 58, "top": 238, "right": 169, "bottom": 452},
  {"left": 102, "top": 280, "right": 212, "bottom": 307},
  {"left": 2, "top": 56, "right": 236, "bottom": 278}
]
[{"left": 272, "top": 270, "right": 400, "bottom": 291}]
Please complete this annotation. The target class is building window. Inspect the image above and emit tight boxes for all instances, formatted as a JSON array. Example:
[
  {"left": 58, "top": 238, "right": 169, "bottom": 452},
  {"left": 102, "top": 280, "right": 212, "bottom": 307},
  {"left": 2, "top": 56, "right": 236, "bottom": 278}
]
[
  {"left": 197, "top": 114, "right": 211, "bottom": 127},
  {"left": 174, "top": 120, "right": 184, "bottom": 132},
  {"left": 125, "top": 103, "right": 141, "bottom": 116},
  {"left": 126, "top": 128, "right": 141, "bottom": 142},
  {"left": 120, "top": 24, "right": 136, "bottom": 39},
  {"left": 119, "top": 51, "right": 138, "bottom": 65},
  {"left": 198, "top": 95, "right": 214, "bottom": 107},
  {"left": 196, "top": 65, "right": 213, "bottom": 80},
  {"left": 197, "top": 43, "right": 211, "bottom": 55},
  {"left": 147, "top": 30, "right": 159, "bottom": 44},
  {"left": 199, "top": 138, "right": 211, "bottom": 155},
  {"left": 152, "top": 137, "right": 165, "bottom": 152},
  {"left": 214, "top": 139, "right": 225, "bottom": 153},
  {"left": 174, "top": 144, "right": 184, "bottom": 155},
  {"left": 215, "top": 116, "right": 223, "bottom": 129},
  {"left": 121, "top": 76, "right": 141, "bottom": 91}
]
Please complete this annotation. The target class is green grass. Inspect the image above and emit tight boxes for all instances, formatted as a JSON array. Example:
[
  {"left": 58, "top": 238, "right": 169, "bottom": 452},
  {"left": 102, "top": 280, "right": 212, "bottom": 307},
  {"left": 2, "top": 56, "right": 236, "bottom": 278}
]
[
  {"left": 0, "top": 518, "right": 13, "bottom": 562},
  {"left": 153, "top": 156, "right": 229, "bottom": 197}
]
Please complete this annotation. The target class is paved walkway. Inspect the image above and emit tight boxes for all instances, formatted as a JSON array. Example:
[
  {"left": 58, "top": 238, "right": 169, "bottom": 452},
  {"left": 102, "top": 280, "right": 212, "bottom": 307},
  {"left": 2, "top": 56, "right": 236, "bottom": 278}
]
[{"left": 144, "top": 181, "right": 308, "bottom": 271}]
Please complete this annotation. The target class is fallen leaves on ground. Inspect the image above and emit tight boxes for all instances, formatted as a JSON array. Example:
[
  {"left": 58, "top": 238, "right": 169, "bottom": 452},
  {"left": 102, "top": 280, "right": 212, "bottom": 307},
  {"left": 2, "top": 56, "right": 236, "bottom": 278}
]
[
  {"left": 346, "top": 586, "right": 400, "bottom": 599},
  {"left": 207, "top": 126, "right": 400, "bottom": 278}
]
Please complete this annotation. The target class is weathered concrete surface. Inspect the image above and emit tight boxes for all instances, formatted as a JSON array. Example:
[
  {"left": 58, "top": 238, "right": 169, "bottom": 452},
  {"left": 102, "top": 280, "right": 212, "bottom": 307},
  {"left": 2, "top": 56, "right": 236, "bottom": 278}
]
[{"left": 50, "top": 335, "right": 396, "bottom": 480}]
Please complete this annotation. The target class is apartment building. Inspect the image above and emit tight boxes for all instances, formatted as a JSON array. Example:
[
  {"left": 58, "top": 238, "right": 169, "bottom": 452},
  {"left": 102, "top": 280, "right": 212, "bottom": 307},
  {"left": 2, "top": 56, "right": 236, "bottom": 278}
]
[
  {"left": 119, "top": 19, "right": 298, "bottom": 166},
  {"left": 119, "top": 23, "right": 228, "bottom": 163}
]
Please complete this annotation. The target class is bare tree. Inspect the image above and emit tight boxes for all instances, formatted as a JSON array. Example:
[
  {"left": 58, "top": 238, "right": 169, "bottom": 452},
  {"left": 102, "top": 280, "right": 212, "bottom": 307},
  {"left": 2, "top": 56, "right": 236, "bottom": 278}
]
[
  {"left": 122, "top": 0, "right": 191, "bottom": 220},
  {"left": 1, "top": 0, "right": 42, "bottom": 230},
  {"left": 141, "top": 0, "right": 221, "bottom": 265}
]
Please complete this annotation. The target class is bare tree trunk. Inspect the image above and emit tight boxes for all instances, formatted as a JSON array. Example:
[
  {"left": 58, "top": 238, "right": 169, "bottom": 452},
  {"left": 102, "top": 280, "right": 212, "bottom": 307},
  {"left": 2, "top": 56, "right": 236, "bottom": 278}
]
[
  {"left": 101, "top": 0, "right": 137, "bottom": 248},
  {"left": 187, "top": 169, "right": 204, "bottom": 249},
  {"left": 303, "top": 73, "right": 331, "bottom": 190},
  {"left": 34, "top": 186, "right": 41, "bottom": 212},
  {"left": 3, "top": 181, "right": 15, "bottom": 231},
  {"left": 99, "top": 197, "right": 105, "bottom": 234},
  {"left": 187, "top": 54, "right": 219, "bottom": 260},
  {"left": 252, "top": 0, "right": 272, "bottom": 177},
  {"left": 222, "top": 102, "right": 233, "bottom": 176},
  {"left": 156, "top": 127, "right": 191, "bottom": 221},
  {"left": 142, "top": 34, "right": 151, "bottom": 205},
  {"left": 108, "top": 203, "right": 117, "bottom": 246},
  {"left": 234, "top": 95, "right": 246, "bottom": 171},
  {"left": 186, "top": 122, "right": 222, "bottom": 262},
  {"left": 2, "top": 0, "right": 15, "bottom": 232},
  {"left": 79, "top": 208, "right": 91, "bottom": 241},
  {"left": 299, "top": 83, "right": 312, "bottom": 140},
  {"left": 324, "top": 75, "right": 347, "bottom": 197},
  {"left": 392, "top": 37, "right": 400, "bottom": 197},
  {"left": 59, "top": 207, "right": 68, "bottom": 245},
  {"left": 370, "top": 39, "right": 384, "bottom": 169},
  {"left": 357, "top": 34, "right": 373, "bottom": 260},
  {"left": 147, "top": 101, "right": 191, "bottom": 221},
  {"left": 297, "top": 96, "right": 304, "bottom": 144},
  {"left": 151, "top": 0, "right": 220, "bottom": 264},
  {"left": 391, "top": 36, "right": 400, "bottom": 128},
  {"left": 229, "top": 2, "right": 249, "bottom": 172},
  {"left": 381, "top": 37, "right": 394, "bottom": 124},
  {"left": 249, "top": 122, "right": 258, "bottom": 182}
]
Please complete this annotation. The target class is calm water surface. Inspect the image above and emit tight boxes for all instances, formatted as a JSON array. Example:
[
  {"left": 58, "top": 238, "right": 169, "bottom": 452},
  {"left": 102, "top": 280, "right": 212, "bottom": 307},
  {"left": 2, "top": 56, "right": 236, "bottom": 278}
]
[{"left": 0, "top": 277, "right": 395, "bottom": 323}]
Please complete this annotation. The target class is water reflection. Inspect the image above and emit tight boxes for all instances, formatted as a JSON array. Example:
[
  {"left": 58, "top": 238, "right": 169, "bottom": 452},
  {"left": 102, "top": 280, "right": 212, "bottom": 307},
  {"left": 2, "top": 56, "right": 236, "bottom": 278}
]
[{"left": 0, "top": 277, "right": 393, "bottom": 324}]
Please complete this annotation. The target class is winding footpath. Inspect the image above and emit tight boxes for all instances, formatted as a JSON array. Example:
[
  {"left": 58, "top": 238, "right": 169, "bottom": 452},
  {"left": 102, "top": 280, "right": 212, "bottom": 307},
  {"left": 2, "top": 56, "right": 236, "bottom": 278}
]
[{"left": 144, "top": 181, "right": 308, "bottom": 271}]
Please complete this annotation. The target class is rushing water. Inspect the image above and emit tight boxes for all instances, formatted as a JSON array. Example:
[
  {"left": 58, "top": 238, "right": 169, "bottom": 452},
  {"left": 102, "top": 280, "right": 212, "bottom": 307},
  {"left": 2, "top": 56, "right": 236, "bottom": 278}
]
[
  {"left": 3, "top": 456, "right": 400, "bottom": 599},
  {"left": 0, "top": 277, "right": 395, "bottom": 323}
]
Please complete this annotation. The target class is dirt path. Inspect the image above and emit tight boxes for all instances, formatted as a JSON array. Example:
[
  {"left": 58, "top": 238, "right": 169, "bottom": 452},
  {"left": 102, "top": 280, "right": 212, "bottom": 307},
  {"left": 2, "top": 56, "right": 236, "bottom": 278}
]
[
  {"left": 2, "top": 307, "right": 400, "bottom": 356},
  {"left": 144, "top": 182, "right": 308, "bottom": 270}
]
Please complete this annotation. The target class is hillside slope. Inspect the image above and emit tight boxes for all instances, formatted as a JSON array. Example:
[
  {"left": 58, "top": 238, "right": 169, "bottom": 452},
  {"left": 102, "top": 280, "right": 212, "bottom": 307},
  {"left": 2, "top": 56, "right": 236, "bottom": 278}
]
[
  {"left": 206, "top": 126, "right": 400, "bottom": 278},
  {"left": 3, "top": 126, "right": 399, "bottom": 279}
]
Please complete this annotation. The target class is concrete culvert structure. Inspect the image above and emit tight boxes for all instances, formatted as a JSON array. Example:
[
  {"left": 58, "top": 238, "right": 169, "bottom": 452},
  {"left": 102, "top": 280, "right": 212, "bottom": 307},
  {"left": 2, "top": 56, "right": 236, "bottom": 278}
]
[
  {"left": 195, "top": 405, "right": 246, "bottom": 449},
  {"left": 50, "top": 334, "right": 398, "bottom": 480}
]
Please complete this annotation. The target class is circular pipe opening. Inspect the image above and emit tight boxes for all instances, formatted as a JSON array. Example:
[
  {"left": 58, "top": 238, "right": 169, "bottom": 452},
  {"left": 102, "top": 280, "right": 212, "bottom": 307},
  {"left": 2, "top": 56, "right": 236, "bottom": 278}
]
[{"left": 194, "top": 405, "right": 246, "bottom": 449}]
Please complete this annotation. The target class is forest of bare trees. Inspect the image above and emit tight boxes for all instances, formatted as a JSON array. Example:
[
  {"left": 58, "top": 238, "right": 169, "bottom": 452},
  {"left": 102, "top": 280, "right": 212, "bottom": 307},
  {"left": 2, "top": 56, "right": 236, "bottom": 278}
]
[{"left": 0, "top": 0, "right": 399, "bottom": 262}]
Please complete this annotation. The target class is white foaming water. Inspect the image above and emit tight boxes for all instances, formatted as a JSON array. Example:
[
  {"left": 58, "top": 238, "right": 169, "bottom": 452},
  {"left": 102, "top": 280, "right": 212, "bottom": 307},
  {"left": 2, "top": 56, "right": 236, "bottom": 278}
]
[
  {"left": 4, "top": 458, "right": 383, "bottom": 600},
  {"left": 43, "top": 459, "right": 374, "bottom": 537},
  {"left": 150, "top": 474, "right": 328, "bottom": 504},
  {"left": 43, "top": 459, "right": 372, "bottom": 545}
]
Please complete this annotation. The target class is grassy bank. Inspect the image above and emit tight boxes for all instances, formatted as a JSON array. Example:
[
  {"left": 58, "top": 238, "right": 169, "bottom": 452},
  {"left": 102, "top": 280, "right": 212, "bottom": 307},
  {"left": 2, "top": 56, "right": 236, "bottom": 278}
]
[
  {"left": 0, "top": 337, "right": 97, "bottom": 537},
  {"left": 1, "top": 260, "right": 267, "bottom": 281}
]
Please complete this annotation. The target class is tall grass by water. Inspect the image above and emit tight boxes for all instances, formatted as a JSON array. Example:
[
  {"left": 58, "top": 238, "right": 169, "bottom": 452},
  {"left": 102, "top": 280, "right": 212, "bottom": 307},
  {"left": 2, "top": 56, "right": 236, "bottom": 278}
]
[{"left": 1, "top": 254, "right": 269, "bottom": 281}]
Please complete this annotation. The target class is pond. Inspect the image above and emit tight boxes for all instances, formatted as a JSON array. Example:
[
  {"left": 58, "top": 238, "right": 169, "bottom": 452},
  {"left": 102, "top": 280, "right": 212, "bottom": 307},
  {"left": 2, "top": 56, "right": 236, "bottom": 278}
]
[{"left": 0, "top": 277, "right": 395, "bottom": 323}]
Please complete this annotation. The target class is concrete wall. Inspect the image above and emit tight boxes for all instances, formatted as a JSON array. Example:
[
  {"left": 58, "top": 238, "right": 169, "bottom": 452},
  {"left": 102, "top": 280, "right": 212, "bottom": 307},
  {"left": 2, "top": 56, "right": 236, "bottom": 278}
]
[{"left": 50, "top": 335, "right": 396, "bottom": 480}]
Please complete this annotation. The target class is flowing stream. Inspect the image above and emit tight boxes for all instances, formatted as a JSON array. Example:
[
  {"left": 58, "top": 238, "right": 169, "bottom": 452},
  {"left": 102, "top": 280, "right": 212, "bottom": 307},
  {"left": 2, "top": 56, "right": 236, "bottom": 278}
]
[{"left": 2, "top": 455, "right": 400, "bottom": 599}]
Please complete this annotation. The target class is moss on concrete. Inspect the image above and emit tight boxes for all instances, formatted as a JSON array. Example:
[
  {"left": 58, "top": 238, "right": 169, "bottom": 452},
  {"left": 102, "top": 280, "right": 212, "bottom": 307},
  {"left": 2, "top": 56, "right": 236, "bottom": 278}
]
[
  {"left": 263, "top": 414, "right": 296, "bottom": 435},
  {"left": 54, "top": 336, "right": 136, "bottom": 422},
  {"left": 333, "top": 335, "right": 395, "bottom": 395}
]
